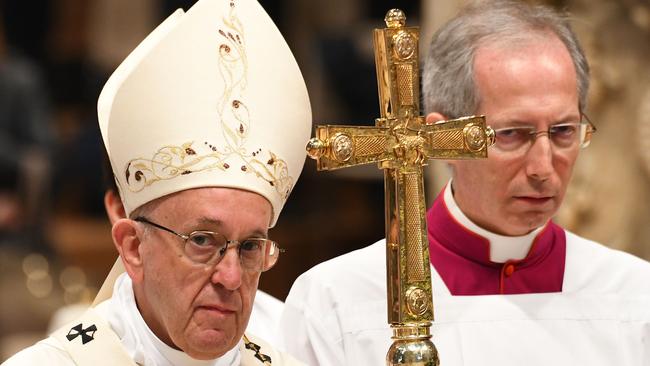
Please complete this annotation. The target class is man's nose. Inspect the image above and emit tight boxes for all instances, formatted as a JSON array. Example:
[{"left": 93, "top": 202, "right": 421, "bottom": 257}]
[
  {"left": 525, "top": 134, "right": 554, "bottom": 181},
  {"left": 210, "top": 247, "right": 243, "bottom": 290}
]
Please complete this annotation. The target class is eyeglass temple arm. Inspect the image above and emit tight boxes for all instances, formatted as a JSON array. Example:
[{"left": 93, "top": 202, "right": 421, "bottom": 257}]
[
  {"left": 582, "top": 113, "right": 597, "bottom": 133},
  {"left": 133, "top": 217, "right": 188, "bottom": 240},
  {"left": 269, "top": 244, "right": 286, "bottom": 256}
]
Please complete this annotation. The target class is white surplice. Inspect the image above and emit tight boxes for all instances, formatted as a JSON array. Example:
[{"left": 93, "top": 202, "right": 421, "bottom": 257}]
[
  {"left": 280, "top": 187, "right": 650, "bottom": 366},
  {"left": 282, "top": 237, "right": 650, "bottom": 366}
]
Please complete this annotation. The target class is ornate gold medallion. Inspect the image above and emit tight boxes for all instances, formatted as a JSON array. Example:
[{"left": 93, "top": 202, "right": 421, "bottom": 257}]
[
  {"left": 405, "top": 286, "right": 429, "bottom": 317},
  {"left": 463, "top": 123, "right": 487, "bottom": 151},
  {"left": 331, "top": 133, "right": 354, "bottom": 162},
  {"left": 394, "top": 31, "right": 416, "bottom": 60}
]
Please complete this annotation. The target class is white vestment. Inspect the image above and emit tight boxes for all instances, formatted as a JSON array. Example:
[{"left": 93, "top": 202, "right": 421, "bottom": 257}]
[
  {"left": 248, "top": 290, "right": 284, "bottom": 348},
  {"left": 4, "top": 274, "right": 300, "bottom": 366},
  {"left": 281, "top": 187, "right": 650, "bottom": 365},
  {"left": 282, "top": 237, "right": 650, "bottom": 365}
]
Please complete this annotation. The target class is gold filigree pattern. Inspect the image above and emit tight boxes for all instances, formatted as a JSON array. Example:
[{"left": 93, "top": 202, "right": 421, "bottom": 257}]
[
  {"left": 396, "top": 63, "right": 414, "bottom": 106},
  {"left": 125, "top": 142, "right": 228, "bottom": 192},
  {"left": 427, "top": 130, "right": 464, "bottom": 149},
  {"left": 353, "top": 135, "right": 386, "bottom": 156},
  {"left": 124, "top": 1, "right": 294, "bottom": 200},
  {"left": 404, "top": 173, "right": 425, "bottom": 282}
]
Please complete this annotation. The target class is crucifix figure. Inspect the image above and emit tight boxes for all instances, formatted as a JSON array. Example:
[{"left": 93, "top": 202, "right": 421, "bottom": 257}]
[{"left": 306, "top": 9, "right": 495, "bottom": 366}]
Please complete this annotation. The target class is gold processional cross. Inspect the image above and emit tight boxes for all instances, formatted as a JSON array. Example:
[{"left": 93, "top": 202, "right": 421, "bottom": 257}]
[{"left": 306, "top": 9, "right": 495, "bottom": 366}]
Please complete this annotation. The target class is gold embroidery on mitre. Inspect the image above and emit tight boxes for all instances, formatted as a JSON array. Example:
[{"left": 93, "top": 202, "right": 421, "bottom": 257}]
[{"left": 124, "top": 1, "right": 294, "bottom": 201}]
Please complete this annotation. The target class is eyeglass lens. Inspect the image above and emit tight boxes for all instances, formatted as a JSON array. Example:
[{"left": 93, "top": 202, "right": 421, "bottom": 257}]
[
  {"left": 185, "top": 232, "right": 278, "bottom": 271},
  {"left": 134, "top": 217, "right": 280, "bottom": 272},
  {"left": 493, "top": 122, "right": 593, "bottom": 152}
]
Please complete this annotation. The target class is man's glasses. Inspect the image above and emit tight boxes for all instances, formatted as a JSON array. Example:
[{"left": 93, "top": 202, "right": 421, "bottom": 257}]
[
  {"left": 134, "top": 217, "right": 283, "bottom": 272},
  {"left": 491, "top": 114, "right": 597, "bottom": 153}
]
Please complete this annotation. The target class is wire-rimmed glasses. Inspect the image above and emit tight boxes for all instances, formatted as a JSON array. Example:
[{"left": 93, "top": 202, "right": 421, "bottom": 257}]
[
  {"left": 491, "top": 114, "right": 597, "bottom": 153},
  {"left": 134, "top": 217, "right": 283, "bottom": 272}
]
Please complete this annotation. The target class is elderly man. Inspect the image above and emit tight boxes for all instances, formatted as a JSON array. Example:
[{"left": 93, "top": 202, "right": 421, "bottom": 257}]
[
  {"left": 4, "top": 0, "right": 310, "bottom": 364},
  {"left": 100, "top": 183, "right": 284, "bottom": 346},
  {"left": 281, "top": 1, "right": 650, "bottom": 365}
]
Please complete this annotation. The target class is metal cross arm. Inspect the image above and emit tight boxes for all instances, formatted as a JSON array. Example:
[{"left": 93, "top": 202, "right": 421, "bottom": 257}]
[{"left": 306, "top": 115, "right": 493, "bottom": 171}]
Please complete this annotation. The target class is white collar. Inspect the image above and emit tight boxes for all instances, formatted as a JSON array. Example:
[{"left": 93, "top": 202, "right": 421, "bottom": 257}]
[
  {"left": 106, "top": 273, "right": 241, "bottom": 366},
  {"left": 443, "top": 180, "right": 544, "bottom": 263}
]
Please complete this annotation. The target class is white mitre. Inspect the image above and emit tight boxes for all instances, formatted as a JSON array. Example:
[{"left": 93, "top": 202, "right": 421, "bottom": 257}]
[
  {"left": 98, "top": 0, "right": 311, "bottom": 227},
  {"left": 92, "top": 0, "right": 310, "bottom": 305}
]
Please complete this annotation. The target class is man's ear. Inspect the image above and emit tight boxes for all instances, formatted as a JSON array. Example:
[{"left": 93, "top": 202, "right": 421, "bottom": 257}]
[
  {"left": 112, "top": 218, "right": 144, "bottom": 283},
  {"left": 425, "top": 112, "right": 447, "bottom": 125},
  {"left": 104, "top": 190, "right": 126, "bottom": 224}
]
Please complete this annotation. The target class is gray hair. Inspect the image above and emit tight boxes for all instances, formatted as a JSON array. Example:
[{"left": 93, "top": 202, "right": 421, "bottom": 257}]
[
  {"left": 422, "top": 0, "right": 590, "bottom": 118},
  {"left": 128, "top": 198, "right": 160, "bottom": 237}
]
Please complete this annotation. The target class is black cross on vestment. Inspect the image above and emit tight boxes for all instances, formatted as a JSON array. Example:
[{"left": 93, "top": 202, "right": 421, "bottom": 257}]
[
  {"left": 244, "top": 338, "right": 272, "bottom": 364},
  {"left": 66, "top": 323, "right": 97, "bottom": 345}
]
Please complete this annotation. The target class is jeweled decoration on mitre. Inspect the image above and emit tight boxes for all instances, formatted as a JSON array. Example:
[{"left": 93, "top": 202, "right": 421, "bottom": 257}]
[{"left": 124, "top": 2, "right": 293, "bottom": 200}]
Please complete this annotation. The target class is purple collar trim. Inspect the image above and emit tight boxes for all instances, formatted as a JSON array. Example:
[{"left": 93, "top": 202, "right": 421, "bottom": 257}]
[{"left": 427, "top": 190, "right": 566, "bottom": 295}]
